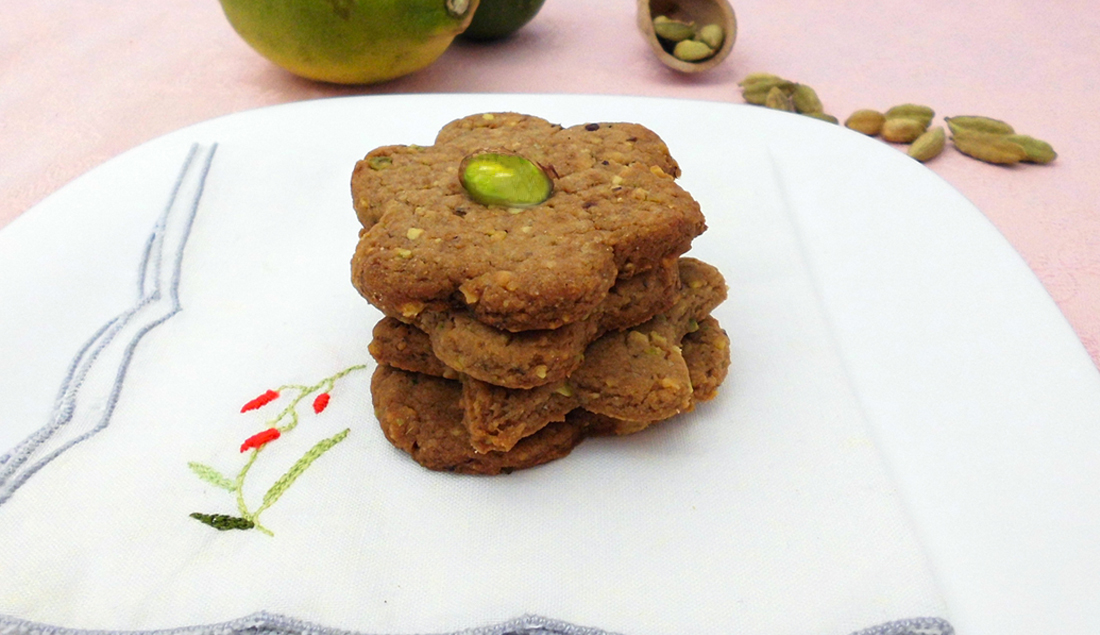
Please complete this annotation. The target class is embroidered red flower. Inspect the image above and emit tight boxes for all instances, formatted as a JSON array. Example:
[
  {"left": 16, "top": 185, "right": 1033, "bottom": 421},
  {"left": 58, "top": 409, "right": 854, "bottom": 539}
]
[
  {"left": 240, "top": 428, "right": 281, "bottom": 453},
  {"left": 241, "top": 389, "right": 280, "bottom": 413},
  {"left": 312, "top": 393, "right": 331, "bottom": 414}
]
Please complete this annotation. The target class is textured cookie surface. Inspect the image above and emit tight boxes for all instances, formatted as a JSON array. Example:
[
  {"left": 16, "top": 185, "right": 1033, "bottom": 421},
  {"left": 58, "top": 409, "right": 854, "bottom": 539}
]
[
  {"left": 371, "top": 317, "right": 730, "bottom": 472},
  {"left": 372, "top": 365, "right": 586, "bottom": 475},
  {"left": 387, "top": 254, "right": 680, "bottom": 389},
  {"left": 371, "top": 258, "right": 729, "bottom": 453},
  {"left": 351, "top": 112, "right": 707, "bottom": 332}
]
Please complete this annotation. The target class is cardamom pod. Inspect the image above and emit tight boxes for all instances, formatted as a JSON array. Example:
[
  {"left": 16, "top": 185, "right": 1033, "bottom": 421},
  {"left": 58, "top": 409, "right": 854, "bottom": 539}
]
[
  {"left": 945, "top": 115, "right": 1016, "bottom": 136},
  {"left": 697, "top": 24, "right": 724, "bottom": 49},
  {"left": 908, "top": 126, "right": 946, "bottom": 162},
  {"left": 791, "top": 84, "right": 824, "bottom": 114},
  {"left": 653, "top": 15, "right": 696, "bottom": 42},
  {"left": 764, "top": 85, "right": 796, "bottom": 112},
  {"left": 844, "top": 109, "right": 886, "bottom": 136},
  {"left": 1005, "top": 134, "right": 1057, "bottom": 164},
  {"left": 804, "top": 112, "right": 839, "bottom": 124},
  {"left": 951, "top": 130, "right": 1028, "bottom": 165},
  {"left": 885, "top": 104, "right": 935, "bottom": 127},
  {"left": 740, "top": 75, "right": 795, "bottom": 105},
  {"left": 881, "top": 118, "right": 928, "bottom": 143},
  {"left": 672, "top": 39, "right": 714, "bottom": 62}
]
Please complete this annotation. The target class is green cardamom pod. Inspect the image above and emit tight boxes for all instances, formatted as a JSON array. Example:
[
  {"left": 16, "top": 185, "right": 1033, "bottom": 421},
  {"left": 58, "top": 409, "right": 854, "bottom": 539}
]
[
  {"left": 653, "top": 15, "right": 696, "bottom": 42},
  {"left": 951, "top": 130, "right": 1028, "bottom": 165},
  {"left": 791, "top": 84, "right": 824, "bottom": 114},
  {"left": 696, "top": 24, "right": 724, "bottom": 49},
  {"left": 803, "top": 112, "right": 839, "bottom": 124},
  {"left": 881, "top": 118, "right": 928, "bottom": 143},
  {"left": 739, "top": 74, "right": 795, "bottom": 105},
  {"left": 908, "top": 126, "right": 946, "bottom": 162},
  {"left": 764, "top": 85, "right": 796, "bottom": 112},
  {"left": 945, "top": 115, "right": 1016, "bottom": 136},
  {"left": 672, "top": 39, "right": 715, "bottom": 62},
  {"left": 885, "top": 104, "right": 935, "bottom": 127},
  {"left": 1005, "top": 134, "right": 1057, "bottom": 164},
  {"left": 844, "top": 109, "right": 886, "bottom": 136}
]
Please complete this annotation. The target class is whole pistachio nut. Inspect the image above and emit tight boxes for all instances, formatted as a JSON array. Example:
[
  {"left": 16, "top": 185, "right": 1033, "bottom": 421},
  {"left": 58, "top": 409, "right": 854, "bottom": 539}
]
[
  {"left": 845, "top": 109, "right": 886, "bottom": 136},
  {"left": 791, "top": 84, "right": 824, "bottom": 114},
  {"left": 696, "top": 23, "right": 724, "bottom": 49},
  {"left": 459, "top": 151, "right": 553, "bottom": 207},
  {"left": 951, "top": 130, "right": 1028, "bottom": 165},
  {"left": 1005, "top": 134, "right": 1057, "bottom": 164},
  {"left": 908, "top": 126, "right": 946, "bottom": 162},
  {"left": 885, "top": 103, "right": 935, "bottom": 127},
  {"left": 653, "top": 15, "right": 696, "bottom": 42},
  {"left": 945, "top": 115, "right": 1016, "bottom": 136},
  {"left": 764, "top": 85, "right": 796, "bottom": 112},
  {"left": 673, "top": 39, "right": 715, "bottom": 62},
  {"left": 881, "top": 118, "right": 928, "bottom": 143}
]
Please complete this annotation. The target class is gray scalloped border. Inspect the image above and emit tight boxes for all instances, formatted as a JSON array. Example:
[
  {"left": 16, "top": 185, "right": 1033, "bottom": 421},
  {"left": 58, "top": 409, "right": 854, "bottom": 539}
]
[{"left": 0, "top": 613, "right": 953, "bottom": 635}]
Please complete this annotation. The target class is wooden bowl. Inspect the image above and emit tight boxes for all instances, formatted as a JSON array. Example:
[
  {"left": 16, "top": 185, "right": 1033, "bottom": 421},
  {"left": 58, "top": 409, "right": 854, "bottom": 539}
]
[{"left": 637, "top": 0, "right": 737, "bottom": 73}]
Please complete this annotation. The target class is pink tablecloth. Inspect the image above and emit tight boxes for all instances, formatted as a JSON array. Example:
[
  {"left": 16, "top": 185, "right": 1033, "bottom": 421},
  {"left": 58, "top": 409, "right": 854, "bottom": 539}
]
[{"left": 3, "top": 0, "right": 1099, "bottom": 367}]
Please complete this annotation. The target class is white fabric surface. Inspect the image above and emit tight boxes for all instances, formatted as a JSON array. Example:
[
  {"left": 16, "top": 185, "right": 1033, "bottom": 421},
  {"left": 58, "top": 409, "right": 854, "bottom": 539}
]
[{"left": 0, "top": 102, "right": 950, "bottom": 634}]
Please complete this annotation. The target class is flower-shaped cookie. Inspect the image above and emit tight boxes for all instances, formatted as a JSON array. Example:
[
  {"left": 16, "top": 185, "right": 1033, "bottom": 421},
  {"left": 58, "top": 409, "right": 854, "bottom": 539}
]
[{"left": 350, "top": 112, "right": 707, "bottom": 332}]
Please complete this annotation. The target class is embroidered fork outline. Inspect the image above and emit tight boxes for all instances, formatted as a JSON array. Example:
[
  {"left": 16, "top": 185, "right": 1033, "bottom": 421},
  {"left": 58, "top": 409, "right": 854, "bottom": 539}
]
[{"left": 0, "top": 143, "right": 218, "bottom": 507}]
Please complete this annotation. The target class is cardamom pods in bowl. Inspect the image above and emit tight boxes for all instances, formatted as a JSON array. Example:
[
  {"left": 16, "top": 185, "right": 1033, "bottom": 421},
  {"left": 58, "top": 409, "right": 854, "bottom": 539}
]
[{"left": 637, "top": 0, "right": 737, "bottom": 73}]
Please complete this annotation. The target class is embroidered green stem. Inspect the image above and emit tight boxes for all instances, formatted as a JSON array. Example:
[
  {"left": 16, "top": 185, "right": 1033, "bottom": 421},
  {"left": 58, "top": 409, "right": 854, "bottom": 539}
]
[{"left": 189, "top": 363, "right": 367, "bottom": 535}]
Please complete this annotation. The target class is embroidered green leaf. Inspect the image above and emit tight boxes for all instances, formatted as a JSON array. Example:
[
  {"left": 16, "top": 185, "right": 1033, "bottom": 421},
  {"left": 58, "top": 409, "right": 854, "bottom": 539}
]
[
  {"left": 259, "top": 428, "right": 350, "bottom": 512},
  {"left": 188, "top": 462, "right": 236, "bottom": 491},
  {"left": 189, "top": 512, "right": 255, "bottom": 531}
]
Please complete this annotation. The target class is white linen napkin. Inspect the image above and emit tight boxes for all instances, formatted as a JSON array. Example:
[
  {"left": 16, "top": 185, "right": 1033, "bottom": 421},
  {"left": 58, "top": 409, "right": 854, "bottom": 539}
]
[{"left": 0, "top": 140, "right": 951, "bottom": 635}]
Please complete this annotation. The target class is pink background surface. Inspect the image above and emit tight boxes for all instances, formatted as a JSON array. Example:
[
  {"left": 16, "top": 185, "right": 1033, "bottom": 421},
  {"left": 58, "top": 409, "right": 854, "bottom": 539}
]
[{"left": 3, "top": 0, "right": 1099, "bottom": 367}]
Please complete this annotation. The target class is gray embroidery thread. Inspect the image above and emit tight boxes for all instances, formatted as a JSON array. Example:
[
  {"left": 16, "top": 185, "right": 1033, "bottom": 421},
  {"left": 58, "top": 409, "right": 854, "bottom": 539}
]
[{"left": 0, "top": 143, "right": 217, "bottom": 507}]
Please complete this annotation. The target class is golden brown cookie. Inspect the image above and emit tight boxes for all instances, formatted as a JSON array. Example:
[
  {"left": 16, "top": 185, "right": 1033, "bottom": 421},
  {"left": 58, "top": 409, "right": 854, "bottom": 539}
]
[
  {"left": 371, "top": 317, "right": 730, "bottom": 472},
  {"left": 395, "top": 254, "right": 680, "bottom": 389},
  {"left": 370, "top": 258, "right": 728, "bottom": 453},
  {"left": 578, "top": 316, "right": 731, "bottom": 436},
  {"left": 350, "top": 112, "right": 706, "bottom": 333},
  {"left": 372, "top": 365, "right": 586, "bottom": 475}
]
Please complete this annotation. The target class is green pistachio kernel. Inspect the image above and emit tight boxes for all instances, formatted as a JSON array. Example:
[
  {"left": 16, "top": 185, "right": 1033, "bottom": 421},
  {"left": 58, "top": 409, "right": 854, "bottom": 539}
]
[
  {"left": 460, "top": 151, "right": 553, "bottom": 207},
  {"left": 368, "top": 155, "right": 393, "bottom": 170}
]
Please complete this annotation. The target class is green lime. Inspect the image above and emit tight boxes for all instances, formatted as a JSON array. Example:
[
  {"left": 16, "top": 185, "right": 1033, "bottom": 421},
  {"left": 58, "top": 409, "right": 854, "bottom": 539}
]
[
  {"left": 461, "top": 0, "right": 546, "bottom": 40},
  {"left": 218, "top": 0, "right": 478, "bottom": 85}
]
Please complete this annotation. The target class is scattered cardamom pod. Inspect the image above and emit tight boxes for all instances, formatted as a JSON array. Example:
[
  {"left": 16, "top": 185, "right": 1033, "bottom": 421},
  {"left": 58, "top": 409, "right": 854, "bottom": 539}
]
[
  {"left": 697, "top": 24, "right": 725, "bottom": 49},
  {"left": 740, "top": 76, "right": 796, "bottom": 105},
  {"left": 881, "top": 118, "right": 928, "bottom": 143},
  {"left": 908, "top": 126, "right": 946, "bottom": 162},
  {"left": 885, "top": 104, "right": 935, "bottom": 127},
  {"left": 791, "top": 84, "right": 824, "bottom": 114},
  {"left": 1005, "top": 134, "right": 1057, "bottom": 164},
  {"left": 673, "top": 39, "right": 715, "bottom": 62},
  {"left": 844, "top": 109, "right": 886, "bottom": 136},
  {"left": 945, "top": 115, "right": 1016, "bottom": 136},
  {"left": 652, "top": 15, "right": 696, "bottom": 42},
  {"left": 764, "top": 85, "right": 796, "bottom": 112},
  {"left": 803, "top": 112, "right": 839, "bottom": 124},
  {"left": 950, "top": 129, "right": 1028, "bottom": 165}
]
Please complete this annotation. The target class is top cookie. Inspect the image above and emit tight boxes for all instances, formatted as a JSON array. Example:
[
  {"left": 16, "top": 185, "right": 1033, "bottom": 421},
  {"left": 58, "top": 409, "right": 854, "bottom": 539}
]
[{"left": 351, "top": 112, "right": 707, "bottom": 332}]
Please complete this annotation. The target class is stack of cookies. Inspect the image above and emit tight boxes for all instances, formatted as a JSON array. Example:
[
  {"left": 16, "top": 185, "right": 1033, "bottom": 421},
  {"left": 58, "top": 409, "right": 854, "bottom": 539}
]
[{"left": 350, "top": 112, "right": 730, "bottom": 474}]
